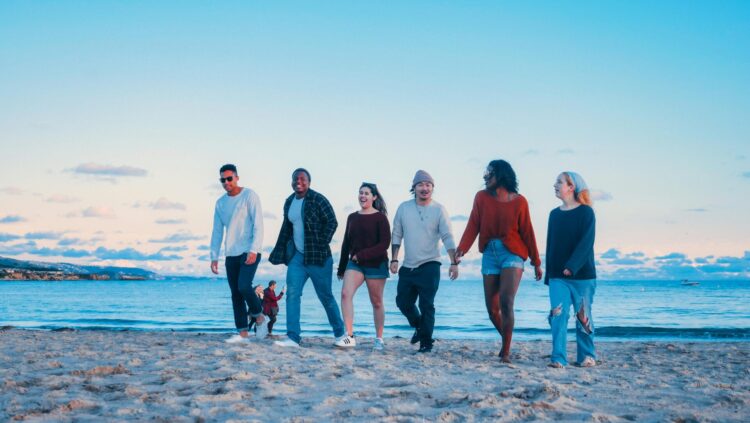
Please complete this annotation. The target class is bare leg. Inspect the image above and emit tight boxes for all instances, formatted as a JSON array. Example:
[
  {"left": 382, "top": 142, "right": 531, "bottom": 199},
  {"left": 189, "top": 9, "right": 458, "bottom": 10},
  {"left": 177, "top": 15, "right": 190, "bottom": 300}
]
[
  {"left": 483, "top": 274, "right": 503, "bottom": 335},
  {"left": 340, "top": 270, "right": 365, "bottom": 337},
  {"left": 498, "top": 267, "right": 523, "bottom": 362},
  {"left": 365, "top": 278, "right": 386, "bottom": 338}
]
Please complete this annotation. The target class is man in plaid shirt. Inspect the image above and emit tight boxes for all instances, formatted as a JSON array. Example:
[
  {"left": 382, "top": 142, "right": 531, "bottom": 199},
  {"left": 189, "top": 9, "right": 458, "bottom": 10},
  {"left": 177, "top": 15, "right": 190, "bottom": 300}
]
[{"left": 269, "top": 168, "right": 346, "bottom": 347}]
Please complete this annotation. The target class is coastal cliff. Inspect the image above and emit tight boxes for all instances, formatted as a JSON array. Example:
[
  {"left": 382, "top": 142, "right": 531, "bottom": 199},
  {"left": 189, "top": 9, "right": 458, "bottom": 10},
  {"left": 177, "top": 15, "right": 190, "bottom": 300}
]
[{"left": 0, "top": 256, "right": 158, "bottom": 281}]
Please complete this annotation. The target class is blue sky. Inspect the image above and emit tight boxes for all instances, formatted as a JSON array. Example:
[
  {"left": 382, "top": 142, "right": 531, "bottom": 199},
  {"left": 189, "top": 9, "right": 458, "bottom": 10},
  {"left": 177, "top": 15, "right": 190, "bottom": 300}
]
[{"left": 1, "top": 1, "right": 749, "bottom": 279}]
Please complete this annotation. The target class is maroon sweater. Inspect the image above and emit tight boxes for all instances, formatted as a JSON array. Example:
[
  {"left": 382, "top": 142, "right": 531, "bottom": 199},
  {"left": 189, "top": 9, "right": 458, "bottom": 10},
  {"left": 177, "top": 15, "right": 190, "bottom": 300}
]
[{"left": 337, "top": 211, "right": 391, "bottom": 276}]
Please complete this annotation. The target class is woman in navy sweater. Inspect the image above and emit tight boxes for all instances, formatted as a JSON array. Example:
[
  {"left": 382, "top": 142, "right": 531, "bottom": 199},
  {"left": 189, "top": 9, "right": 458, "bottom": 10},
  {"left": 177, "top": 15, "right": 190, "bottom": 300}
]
[
  {"left": 546, "top": 172, "right": 597, "bottom": 368},
  {"left": 336, "top": 183, "right": 391, "bottom": 350}
]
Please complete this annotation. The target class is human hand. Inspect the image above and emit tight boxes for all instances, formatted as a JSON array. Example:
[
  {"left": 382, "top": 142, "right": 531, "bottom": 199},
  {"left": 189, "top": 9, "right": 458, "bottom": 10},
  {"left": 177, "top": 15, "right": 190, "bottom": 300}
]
[
  {"left": 563, "top": 268, "right": 572, "bottom": 277},
  {"left": 534, "top": 265, "right": 543, "bottom": 281},
  {"left": 245, "top": 252, "right": 258, "bottom": 265},
  {"left": 448, "top": 264, "right": 458, "bottom": 280},
  {"left": 210, "top": 261, "right": 219, "bottom": 275},
  {"left": 454, "top": 249, "right": 464, "bottom": 264},
  {"left": 389, "top": 261, "right": 399, "bottom": 274}
]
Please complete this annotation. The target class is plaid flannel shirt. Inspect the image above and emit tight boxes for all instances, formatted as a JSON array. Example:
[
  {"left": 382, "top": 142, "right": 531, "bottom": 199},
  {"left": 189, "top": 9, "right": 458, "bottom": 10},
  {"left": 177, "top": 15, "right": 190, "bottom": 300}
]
[{"left": 269, "top": 189, "right": 338, "bottom": 266}]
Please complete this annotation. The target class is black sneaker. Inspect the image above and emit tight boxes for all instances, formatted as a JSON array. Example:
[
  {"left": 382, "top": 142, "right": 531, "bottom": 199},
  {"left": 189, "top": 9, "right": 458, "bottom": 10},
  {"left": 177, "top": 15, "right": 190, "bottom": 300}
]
[
  {"left": 417, "top": 344, "right": 432, "bottom": 353},
  {"left": 410, "top": 328, "right": 421, "bottom": 344}
]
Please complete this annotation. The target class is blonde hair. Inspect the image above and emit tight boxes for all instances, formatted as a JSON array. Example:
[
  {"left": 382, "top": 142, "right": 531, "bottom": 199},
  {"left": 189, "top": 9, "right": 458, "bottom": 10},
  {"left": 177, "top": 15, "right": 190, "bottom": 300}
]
[{"left": 563, "top": 172, "right": 592, "bottom": 206}]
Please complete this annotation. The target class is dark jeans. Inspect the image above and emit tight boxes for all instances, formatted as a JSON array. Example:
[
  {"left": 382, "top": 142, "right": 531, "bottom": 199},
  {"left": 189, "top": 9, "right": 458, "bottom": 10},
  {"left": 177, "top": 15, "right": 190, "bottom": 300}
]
[
  {"left": 395, "top": 261, "right": 441, "bottom": 347},
  {"left": 225, "top": 253, "right": 263, "bottom": 331},
  {"left": 265, "top": 306, "right": 279, "bottom": 333}
]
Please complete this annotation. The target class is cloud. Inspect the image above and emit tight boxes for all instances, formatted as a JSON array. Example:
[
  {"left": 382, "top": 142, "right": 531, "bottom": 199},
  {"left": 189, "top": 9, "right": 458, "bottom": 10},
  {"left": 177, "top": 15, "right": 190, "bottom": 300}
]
[
  {"left": 155, "top": 218, "right": 187, "bottom": 225},
  {"left": 158, "top": 246, "right": 189, "bottom": 253},
  {"left": 600, "top": 248, "right": 620, "bottom": 259},
  {"left": 451, "top": 215, "right": 469, "bottom": 222},
  {"left": 610, "top": 258, "right": 644, "bottom": 266},
  {"left": 25, "top": 231, "right": 65, "bottom": 240},
  {"left": 70, "top": 163, "right": 147, "bottom": 177},
  {"left": 197, "top": 245, "right": 210, "bottom": 251},
  {"left": 150, "top": 198, "right": 186, "bottom": 211},
  {"left": 0, "top": 215, "right": 26, "bottom": 224},
  {"left": 655, "top": 252, "right": 687, "bottom": 260},
  {"left": 93, "top": 247, "right": 181, "bottom": 261},
  {"left": 741, "top": 171, "right": 750, "bottom": 178},
  {"left": 57, "top": 238, "right": 81, "bottom": 246},
  {"left": 556, "top": 148, "right": 575, "bottom": 155},
  {"left": 0, "top": 187, "right": 23, "bottom": 195},
  {"left": 0, "top": 233, "right": 22, "bottom": 242},
  {"left": 46, "top": 194, "right": 80, "bottom": 203},
  {"left": 78, "top": 206, "right": 116, "bottom": 219},
  {"left": 30, "top": 247, "right": 90, "bottom": 258},
  {"left": 685, "top": 208, "right": 708, "bottom": 212},
  {"left": 0, "top": 241, "right": 37, "bottom": 255},
  {"left": 522, "top": 149, "right": 539, "bottom": 156},
  {"left": 263, "top": 212, "right": 278, "bottom": 220},
  {"left": 590, "top": 190, "right": 613, "bottom": 201},
  {"left": 149, "top": 231, "right": 205, "bottom": 243}
]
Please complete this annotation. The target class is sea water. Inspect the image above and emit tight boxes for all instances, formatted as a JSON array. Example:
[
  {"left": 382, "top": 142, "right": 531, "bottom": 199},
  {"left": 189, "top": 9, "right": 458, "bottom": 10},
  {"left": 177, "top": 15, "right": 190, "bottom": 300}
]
[{"left": 1, "top": 279, "right": 748, "bottom": 341}]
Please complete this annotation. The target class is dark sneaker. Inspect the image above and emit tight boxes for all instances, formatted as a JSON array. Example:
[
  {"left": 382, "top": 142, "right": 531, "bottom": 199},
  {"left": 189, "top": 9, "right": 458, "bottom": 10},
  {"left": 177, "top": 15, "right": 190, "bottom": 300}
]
[
  {"left": 410, "top": 328, "right": 421, "bottom": 344},
  {"left": 417, "top": 344, "right": 432, "bottom": 353}
]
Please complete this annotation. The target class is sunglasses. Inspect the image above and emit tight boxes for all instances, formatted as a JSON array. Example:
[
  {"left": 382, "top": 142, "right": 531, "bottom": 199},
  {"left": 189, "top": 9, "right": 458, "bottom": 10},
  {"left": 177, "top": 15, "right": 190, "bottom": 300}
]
[{"left": 220, "top": 176, "right": 234, "bottom": 183}]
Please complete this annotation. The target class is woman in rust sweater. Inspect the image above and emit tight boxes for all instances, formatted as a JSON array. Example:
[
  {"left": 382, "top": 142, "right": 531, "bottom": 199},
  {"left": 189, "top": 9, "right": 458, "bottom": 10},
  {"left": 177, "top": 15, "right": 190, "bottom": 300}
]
[
  {"left": 336, "top": 182, "right": 391, "bottom": 350},
  {"left": 456, "top": 160, "right": 542, "bottom": 363}
]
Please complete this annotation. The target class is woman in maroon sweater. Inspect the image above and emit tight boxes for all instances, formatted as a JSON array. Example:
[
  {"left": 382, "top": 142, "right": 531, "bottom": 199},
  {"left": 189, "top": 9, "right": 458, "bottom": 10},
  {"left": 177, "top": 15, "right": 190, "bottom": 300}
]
[
  {"left": 456, "top": 160, "right": 542, "bottom": 363},
  {"left": 336, "top": 183, "right": 391, "bottom": 350}
]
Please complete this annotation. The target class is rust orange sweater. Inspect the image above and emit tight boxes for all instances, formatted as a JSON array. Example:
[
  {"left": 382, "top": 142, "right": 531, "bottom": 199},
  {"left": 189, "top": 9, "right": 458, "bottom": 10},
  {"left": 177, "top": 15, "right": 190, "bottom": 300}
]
[{"left": 457, "top": 191, "right": 541, "bottom": 266}]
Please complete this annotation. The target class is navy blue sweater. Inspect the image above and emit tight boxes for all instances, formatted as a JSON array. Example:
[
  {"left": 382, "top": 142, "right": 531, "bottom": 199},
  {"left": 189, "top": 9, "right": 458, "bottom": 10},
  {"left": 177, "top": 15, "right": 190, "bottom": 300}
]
[{"left": 544, "top": 205, "right": 596, "bottom": 285}]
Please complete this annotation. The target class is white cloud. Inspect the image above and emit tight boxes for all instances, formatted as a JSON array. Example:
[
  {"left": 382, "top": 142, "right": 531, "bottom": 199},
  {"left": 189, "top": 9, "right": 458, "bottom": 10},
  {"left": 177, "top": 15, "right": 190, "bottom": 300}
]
[
  {"left": 69, "top": 163, "right": 148, "bottom": 177},
  {"left": 0, "top": 187, "right": 23, "bottom": 195},
  {"left": 76, "top": 206, "right": 116, "bottom": 219},
  {"left": 46, "top": 194, "right": 81, "bottom": 203},
  {"left": 590, "top": 190, "right": 613, "bottom": 201},
  {"left": 150, "top": 198, "right": 186, "bottom": 210}
]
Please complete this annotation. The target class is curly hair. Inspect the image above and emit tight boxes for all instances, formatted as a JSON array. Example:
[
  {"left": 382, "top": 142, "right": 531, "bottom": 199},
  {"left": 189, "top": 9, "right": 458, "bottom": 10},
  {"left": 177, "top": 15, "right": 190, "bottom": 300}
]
[{"left": 485, "top": 159, "right": 518, "bottom": 193}]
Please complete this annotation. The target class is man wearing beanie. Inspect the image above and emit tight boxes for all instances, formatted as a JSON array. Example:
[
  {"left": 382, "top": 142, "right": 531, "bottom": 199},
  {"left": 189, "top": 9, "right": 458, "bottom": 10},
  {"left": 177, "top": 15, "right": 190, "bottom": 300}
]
[{"left": 390, "top": 170, "right": 459, "bottom": 353}]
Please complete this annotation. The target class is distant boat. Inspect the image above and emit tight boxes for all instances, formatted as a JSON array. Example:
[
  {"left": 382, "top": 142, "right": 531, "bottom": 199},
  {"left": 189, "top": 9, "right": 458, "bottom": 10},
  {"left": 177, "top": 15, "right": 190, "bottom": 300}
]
[{"left": 681, "top": 279, "right": 700, "bottom": 286}]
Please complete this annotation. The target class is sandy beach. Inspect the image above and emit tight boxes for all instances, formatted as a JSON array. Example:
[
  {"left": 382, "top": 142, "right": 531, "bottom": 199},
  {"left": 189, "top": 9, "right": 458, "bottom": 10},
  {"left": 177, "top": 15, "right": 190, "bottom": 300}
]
[{"left": 0, "top": 329, "right": 747, "bottom": 422}]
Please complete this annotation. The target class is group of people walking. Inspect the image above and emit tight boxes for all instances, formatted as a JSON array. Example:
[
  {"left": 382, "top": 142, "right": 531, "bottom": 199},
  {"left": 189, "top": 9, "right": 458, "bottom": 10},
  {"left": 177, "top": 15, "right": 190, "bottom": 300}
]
[{"left": 210, "top": 160, "right": 597, "bottom": 368}]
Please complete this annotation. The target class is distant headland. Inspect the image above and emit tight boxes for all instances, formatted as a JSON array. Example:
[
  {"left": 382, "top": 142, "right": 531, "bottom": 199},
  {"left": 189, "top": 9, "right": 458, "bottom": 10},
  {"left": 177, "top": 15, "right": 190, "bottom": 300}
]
[{"left": 0, "top": 256, "right": 159, "bottom": 281}]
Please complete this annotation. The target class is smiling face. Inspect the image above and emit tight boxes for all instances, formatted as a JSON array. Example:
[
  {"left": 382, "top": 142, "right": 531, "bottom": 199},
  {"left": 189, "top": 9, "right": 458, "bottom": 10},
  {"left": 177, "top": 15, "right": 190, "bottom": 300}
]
[
  {"left": 358, "top": 186, "right": 376, "bottom": 210},
  {"left": 220, "top": 170, "right": 239, "bottom": 194},
  {"left": 292, "top": 170, "right": 310, "bottom": 198},
  {"left": 414, "top": 181, "right": 433, "bottom": 203},
  {"left": 554, "top": 173, "right": 575, "bottom": 200}
]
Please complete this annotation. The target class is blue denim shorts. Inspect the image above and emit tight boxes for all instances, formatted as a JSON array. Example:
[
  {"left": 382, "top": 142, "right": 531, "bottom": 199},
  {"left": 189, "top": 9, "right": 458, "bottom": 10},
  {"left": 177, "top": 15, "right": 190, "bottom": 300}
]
[
  {"left": 346, "top": 259, "right": 389, "bottom": 279},
  {"left": 481, "top": 239, "right": 525, "bottom": 275}
]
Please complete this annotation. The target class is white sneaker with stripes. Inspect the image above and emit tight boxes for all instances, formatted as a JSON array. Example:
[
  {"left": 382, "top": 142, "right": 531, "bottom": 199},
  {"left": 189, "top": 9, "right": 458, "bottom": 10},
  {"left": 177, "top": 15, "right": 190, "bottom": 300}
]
[{"left": 334, "top": 335, "right": 356, "bottom": 348}]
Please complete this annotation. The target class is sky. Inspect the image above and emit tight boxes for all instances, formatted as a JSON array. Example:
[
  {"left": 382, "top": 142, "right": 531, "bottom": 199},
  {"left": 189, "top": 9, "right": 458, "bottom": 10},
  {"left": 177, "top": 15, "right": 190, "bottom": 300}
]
[{"left": 1, "top": 1, "right": 749, "bottom": 280}]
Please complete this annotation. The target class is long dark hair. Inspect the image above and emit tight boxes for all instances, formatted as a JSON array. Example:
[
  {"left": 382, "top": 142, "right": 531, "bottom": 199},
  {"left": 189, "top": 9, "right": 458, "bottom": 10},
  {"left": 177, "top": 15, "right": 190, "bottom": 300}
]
[
  {"left": 485, "top": 159, "right": 518, "bottom": 194},
  {"left": 360, "top": 182, "right": 388, "bottom": 216}
]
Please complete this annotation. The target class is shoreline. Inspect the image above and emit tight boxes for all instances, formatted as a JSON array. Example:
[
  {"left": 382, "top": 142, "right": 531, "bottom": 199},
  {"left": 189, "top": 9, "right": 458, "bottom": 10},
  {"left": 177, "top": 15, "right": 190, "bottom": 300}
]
[{"left": 2, "top": 329, "right": 748, "bottom": 421}]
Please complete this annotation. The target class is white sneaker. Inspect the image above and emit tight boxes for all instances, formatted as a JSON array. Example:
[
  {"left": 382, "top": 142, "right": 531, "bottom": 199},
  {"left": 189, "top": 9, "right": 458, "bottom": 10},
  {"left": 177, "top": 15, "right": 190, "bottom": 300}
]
[
  {"left": 254, "top": 317, "right": 269, "bottom": 339},
  {"left": 580, "top": 356, "right": 597, "bottom": 367},
  {"left": 274, "top": 337, "right": 300, "bottom": 348},
  {"left": 373, "top": 338, "right": 385, "bottom": 351},
  {"left": 334, "top": 335, "right": 356, "bottom": 348},
  {"left": 225, "top": 334, "right": 249, "bottom": 344}
]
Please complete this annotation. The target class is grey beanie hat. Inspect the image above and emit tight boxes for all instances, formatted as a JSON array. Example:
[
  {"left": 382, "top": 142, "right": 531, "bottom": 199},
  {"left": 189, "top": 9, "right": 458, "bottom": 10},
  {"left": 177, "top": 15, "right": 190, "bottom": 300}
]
[{"left": 412, "top": 170, "right": 435, "bottom": 187}]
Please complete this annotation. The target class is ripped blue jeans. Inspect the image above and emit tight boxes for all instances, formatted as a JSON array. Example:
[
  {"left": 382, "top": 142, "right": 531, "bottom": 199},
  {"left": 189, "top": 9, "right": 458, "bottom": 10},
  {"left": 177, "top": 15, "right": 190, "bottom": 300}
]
[{"left": 548, "top": 278, "right": 596, "bottom": 366}]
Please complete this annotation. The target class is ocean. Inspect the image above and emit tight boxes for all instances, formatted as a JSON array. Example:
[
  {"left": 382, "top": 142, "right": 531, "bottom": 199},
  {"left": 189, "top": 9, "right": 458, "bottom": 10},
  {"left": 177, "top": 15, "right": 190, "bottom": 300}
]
[{"left": 1, "top": 278, "right": 748, "bottom": 341}]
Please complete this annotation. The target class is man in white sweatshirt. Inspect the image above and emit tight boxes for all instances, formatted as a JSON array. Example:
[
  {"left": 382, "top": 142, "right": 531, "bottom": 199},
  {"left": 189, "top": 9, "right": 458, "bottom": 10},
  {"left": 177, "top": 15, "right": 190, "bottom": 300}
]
[{"left": 210, "top": 164, "right": 267, "bottom": 343}]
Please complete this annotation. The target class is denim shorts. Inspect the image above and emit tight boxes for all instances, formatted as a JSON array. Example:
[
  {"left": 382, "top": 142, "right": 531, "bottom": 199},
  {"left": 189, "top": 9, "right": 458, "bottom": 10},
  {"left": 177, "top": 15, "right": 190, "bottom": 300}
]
[
  {"left": 481, "top": 239, "right": 525, "bottom": 275},
  {"left": 346, "top": 259, "right": 389, "bottom": 279}
]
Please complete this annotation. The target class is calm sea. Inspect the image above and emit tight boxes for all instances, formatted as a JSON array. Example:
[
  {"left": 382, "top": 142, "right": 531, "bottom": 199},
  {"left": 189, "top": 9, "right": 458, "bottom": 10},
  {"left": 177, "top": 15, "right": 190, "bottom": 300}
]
[{"left": 1, "top": 279, "right": 748, "bottom": 341}]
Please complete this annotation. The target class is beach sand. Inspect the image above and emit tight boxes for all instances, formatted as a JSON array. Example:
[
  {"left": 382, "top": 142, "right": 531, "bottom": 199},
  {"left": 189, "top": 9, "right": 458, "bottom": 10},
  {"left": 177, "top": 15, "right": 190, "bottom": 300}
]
[{"left": 1, "top": 329, "right": 748, "bottom": 422}]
